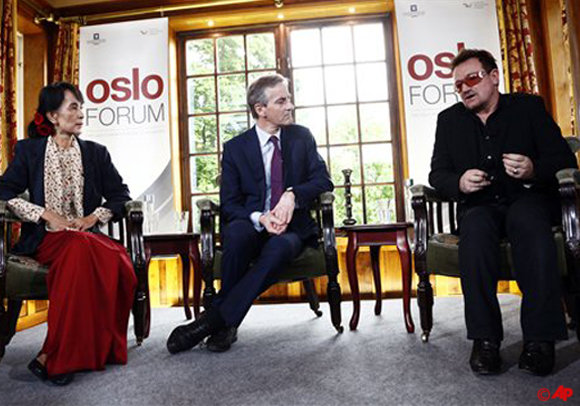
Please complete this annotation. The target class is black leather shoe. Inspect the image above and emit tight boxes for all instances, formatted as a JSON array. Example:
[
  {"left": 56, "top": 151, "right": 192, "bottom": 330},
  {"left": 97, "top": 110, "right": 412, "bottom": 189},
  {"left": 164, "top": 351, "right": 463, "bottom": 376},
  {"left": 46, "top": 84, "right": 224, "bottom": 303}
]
[
  {"left": 519, "top": 341, "right": 555, "bottom": 376},
  {"left": 469, "top": 339, "right": 502, "bottom": 375},
  {"left": 206, "top": 327, "right": 238, "bottom": 353},
  {"left": 28, "top": 358, "right": 48, "bottom": 381},
  {"left": 49, "top": 373, "right": 74, "bottom": 386},
  {"left": 167, "top": 314, "right": 215, "bottom": 354}
]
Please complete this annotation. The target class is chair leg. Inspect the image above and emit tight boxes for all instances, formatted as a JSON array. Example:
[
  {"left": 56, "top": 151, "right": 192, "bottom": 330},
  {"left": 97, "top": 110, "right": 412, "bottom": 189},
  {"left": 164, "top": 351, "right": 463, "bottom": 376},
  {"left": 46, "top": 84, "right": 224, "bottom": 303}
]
[
  {"left": 302, "top": 279, "right": 322, "bottom": 317},
  {"left": 327, "top": 279, "right": 343, "bottom": 333},
  {"left": 193, "top": 257, "right": 202, "bottom": 320},
  {"left": 417, "top": 273, "right": 433, "bottom": 342},
  {"left": 0, "top": 300, "right": 23, "bottom": 361}
]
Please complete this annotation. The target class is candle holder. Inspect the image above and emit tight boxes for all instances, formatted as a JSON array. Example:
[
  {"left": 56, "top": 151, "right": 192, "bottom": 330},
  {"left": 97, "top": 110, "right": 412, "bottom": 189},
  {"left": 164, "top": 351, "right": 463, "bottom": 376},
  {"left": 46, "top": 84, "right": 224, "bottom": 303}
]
[{"left": 342, "top": 169, "right": 356, "bottom": 226}]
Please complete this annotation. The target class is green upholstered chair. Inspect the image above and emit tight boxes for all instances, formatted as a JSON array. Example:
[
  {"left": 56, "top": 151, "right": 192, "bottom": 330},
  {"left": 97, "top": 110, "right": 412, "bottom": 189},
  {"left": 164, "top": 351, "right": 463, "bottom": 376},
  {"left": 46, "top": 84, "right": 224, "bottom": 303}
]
[
  {"left": 410, "top": 137, "right": 580, "bottom": 343},
  {"left": 0, "top": 200, "right": 149, "bottom": 362},
  {"left": 193, "top": 192, "right": 343, "bottom": 333}
]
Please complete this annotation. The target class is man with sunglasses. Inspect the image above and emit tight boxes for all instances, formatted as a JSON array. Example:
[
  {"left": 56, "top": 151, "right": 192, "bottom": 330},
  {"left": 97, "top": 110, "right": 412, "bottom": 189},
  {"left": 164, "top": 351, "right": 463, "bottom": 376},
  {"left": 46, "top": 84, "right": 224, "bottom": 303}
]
[{"left": 429, "top": 49, "right": 577, "bottom": 376}]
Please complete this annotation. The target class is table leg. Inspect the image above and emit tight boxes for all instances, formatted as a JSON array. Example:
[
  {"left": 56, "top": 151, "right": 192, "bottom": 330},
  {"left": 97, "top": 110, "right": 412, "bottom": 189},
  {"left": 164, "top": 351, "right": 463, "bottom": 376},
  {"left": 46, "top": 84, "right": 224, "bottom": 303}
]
[
  {"left": 180, "top": 253, "right": 193, "bottom": 320},
  {"left": 190, "top": 240, "right": 202, "bottom": 319},
  {"left": 370, "top": 246, "right": 382, "bottom": 316},
  {"left": 346, "top": 234, "right": 361, "bottom": 330},
  {"left": 397, "top": 230, "right": 415, "bottom": 333}
]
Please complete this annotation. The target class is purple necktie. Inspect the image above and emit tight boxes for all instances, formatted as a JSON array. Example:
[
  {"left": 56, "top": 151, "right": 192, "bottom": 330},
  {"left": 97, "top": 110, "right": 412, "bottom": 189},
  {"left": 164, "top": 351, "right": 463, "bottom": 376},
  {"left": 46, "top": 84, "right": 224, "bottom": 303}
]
[{"left": 270, "top": 136, "right": 283, "bottom": 209}]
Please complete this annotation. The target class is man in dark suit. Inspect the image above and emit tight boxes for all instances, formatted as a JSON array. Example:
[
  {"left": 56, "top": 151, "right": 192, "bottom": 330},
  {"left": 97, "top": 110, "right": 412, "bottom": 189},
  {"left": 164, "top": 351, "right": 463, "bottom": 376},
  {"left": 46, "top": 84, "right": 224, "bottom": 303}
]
[
  {"left": 167, "top": 74, "right": 333, "bottom": 354},
  {"left": 429, "top": 49, "right": 577, "bottom": 376}
]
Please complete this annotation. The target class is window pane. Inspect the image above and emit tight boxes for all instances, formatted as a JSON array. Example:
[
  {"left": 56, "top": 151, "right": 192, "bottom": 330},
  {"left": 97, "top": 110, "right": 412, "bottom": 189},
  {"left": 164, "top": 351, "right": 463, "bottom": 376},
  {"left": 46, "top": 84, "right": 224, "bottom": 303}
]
[
  {"left": 360, "top": 102, "right": 391, "bottom": 141},
  {"left": 318, "top": 146, "right": 329, "bottom": 167},
  {"left": 365, "top": 185, "right": 395, "bottom": 224},
  {"left": 293, "top": 67, "right": 324, "bottom": 106},
  {"left": 218, "top": 74, "right": 246, "bottom": 112},
  {"left": 362, "top": 143, "right": 393, "bottom": 183},
  {"left": 290, "top": 29, "right": 321, "bottom": 67},
  {"left": 217, "top": 36, "right": 245, "bottom": 73},
  {"left": 220, "top": 113, "right": 248, "bottom": 145},
  {"left": 191, "top": 194, "right": 219, "bottom": 233},
  {"left": 248, "top": 70, "right": 277, "bottom": 85},
  {"left": 189, "top": 115, "right": 217, "bottom": 153},
  {"left": 190, "top": 155, "right": 219, "bottom": 193},
  {"left": 334, "top": 186, "right": 363, "bottom": 226},
  {"left": 188, "top": 77, "right": 216, "bottom": 114},
  {"left": 329, "top": 145, "right": 360, "bottom": 185},
  {"left": 186, "top": 38, "right": 215, "bottom": 75},
  {"left": 295, "top": 107, "right": 326, "bottom": 146},
  {"left": 322, "top": 26, "right": 353, "bottom": 65},
  {"left": 325, "top": 65, "right": 356, "bottom": 104},
  {"left": 354, "top": 23, "right": 385, "bottom": 62},
  {"left": 328, "top": 105, "right": 357, "bottom": 144},
  {"left": 247, "top": 33, "right": 276, "bottom": 70},
  {"left": 357, "top": 63, "right": 388, "bottom": 102}
]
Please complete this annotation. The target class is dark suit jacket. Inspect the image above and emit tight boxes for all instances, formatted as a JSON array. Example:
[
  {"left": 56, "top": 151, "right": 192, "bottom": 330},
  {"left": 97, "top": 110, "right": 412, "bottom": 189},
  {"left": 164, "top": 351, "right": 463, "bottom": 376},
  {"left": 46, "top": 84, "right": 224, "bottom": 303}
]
[
  {"left": 429, "top": 93, "right": 577, "bottom": 215},
  {"left": 220, "top": 124, "right": 333, "bottom": 243},
  {"left": 0, "top": 137, "right": 131, "bottom": 255}
]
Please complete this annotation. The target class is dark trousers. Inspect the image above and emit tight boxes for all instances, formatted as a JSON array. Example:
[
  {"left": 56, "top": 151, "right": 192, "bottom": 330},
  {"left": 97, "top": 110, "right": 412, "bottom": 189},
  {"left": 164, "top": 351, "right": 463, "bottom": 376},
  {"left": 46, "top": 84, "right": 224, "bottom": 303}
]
[
  {"left": 458, "top": 193, "right": 567, "bottom": 341},
  {"left": 212, "top": 219, "right": 304, "bottom": 327}
]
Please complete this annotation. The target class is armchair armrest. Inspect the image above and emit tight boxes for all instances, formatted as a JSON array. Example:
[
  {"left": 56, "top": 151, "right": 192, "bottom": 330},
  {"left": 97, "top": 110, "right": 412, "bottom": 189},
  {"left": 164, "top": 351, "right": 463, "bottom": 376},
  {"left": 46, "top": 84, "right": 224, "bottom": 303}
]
[
  {"left": 196, "top": 198, "right": 219, "bottom": 308},
  {"left": 410, "top": 184, "right": 457, "bottom": 272},
  {"left": 0, "top": 199, "right": 33, "bottom": 305},
  {"left": 557, "top": 169, "right": 580, "bottom": 273},
  {"left": 0, "top": 200, "right": 31, "bottom": 223},
  {"left": 123, "top": 200, "right": 149, "bottom": 343},
  {"left": 410, "top": 184, "right": 451, "bottom": 203},
  {"left": 556, "top": 168, "right": 580, "bottom": 186},
  {"left": 318, "top": 192, "right": 336, "bottom": 255},
  {"left": 317, "top": 191, "right": 342, "bottom": 331}
]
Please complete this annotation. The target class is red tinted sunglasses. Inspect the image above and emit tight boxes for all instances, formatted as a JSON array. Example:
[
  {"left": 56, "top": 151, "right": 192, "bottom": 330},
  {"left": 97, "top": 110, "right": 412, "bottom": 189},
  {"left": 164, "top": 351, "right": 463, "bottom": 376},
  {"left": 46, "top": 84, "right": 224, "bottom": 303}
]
[{"left": 454, "top": 70, "right": 488, "bottom": 93}]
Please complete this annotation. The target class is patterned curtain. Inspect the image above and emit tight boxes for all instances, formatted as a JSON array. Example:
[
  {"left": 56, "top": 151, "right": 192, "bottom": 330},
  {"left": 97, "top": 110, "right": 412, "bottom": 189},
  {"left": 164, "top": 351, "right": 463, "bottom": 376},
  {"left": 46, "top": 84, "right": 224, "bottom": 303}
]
[
  {"left": 0, "top": 0, "right": 17, "bottom": 171},
  {"left": 561, "top": 0, "right": 577, "bottom": 134},
  {"left": 497, "top": 0, "right": 539, "bottom": 94},
  {"left": 53, "top": 22, "right": 80, "bottom": 85}
]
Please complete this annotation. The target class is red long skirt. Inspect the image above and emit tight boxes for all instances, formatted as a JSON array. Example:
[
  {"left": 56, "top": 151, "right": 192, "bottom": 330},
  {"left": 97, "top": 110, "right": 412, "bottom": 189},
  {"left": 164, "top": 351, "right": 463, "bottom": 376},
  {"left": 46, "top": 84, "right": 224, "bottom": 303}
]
[{"left": 35, "top": 231, "right": 137, "bottom": 377}]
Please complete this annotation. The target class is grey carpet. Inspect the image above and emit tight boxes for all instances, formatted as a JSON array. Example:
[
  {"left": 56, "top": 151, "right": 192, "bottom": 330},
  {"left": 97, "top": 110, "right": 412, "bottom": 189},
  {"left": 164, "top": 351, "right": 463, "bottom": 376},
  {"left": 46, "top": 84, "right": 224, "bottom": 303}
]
[{"left": 1, "top": 294, "right": 579, "bottom": 406}]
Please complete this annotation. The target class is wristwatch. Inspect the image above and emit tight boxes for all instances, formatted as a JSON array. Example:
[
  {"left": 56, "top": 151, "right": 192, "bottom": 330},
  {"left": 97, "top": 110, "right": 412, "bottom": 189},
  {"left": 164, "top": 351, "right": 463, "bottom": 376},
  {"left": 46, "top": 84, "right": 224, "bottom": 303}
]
[{"left": 286, "top": 187, "right": 294, "bottom": 193}]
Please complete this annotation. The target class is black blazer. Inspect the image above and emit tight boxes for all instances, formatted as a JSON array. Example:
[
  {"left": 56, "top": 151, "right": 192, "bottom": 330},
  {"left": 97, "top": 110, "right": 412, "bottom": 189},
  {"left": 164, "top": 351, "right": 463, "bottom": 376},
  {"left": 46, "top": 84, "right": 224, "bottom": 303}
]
[
  {"left": 0, "top": 137, "right": 131, "bottom": 255},
  {"left": 220, "top": 124, "right": 333, "bottom": 243},
  {"left": 429, "top": 93, "right": 577, "bottom": 209}
]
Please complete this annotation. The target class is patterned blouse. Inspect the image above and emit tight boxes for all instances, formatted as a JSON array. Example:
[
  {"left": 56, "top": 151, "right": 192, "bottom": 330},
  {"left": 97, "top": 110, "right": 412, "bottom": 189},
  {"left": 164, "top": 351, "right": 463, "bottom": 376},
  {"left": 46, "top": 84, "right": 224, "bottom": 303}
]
[{"left": 7, "top": 136, "right": 113, "bottom": 231}]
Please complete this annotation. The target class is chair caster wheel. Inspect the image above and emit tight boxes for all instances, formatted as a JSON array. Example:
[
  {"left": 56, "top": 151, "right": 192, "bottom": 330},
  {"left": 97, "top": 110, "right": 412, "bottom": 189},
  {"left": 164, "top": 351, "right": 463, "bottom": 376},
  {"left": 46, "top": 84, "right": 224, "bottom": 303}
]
[
  {"left": 315, "top": 310, "right": 323, "bottom": 317},
  {"left": 421, "top": 332, "right": 429, "bottom": 343}
]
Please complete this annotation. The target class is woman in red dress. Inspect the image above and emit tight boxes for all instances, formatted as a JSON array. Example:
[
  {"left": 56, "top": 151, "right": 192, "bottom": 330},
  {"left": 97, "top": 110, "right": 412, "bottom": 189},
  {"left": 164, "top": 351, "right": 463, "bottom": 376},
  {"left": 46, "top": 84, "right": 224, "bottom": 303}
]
[{"left": 0, "top": 82, "right": 137, "bottom": 385}]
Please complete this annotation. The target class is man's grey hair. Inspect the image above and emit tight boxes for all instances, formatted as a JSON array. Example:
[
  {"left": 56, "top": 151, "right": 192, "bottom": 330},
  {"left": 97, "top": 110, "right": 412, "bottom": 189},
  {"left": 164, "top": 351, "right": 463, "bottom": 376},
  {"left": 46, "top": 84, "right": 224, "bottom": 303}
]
[{"left": 247, "top": 74, "right": 289, "bottom": 119}]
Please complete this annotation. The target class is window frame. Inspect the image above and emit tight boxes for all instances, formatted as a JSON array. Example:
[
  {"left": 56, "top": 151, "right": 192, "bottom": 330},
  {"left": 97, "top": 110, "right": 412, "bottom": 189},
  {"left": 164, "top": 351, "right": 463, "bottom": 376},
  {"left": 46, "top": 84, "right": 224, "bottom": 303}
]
[{"left": 177, "top": 13, "right": 405, "bottom": 225}]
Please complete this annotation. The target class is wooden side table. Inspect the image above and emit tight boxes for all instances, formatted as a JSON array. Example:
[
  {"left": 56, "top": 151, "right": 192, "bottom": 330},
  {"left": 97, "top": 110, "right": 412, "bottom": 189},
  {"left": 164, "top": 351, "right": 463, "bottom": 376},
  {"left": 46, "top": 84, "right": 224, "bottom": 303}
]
[
  {"left": 144, "top": 233, "right": 201, "bottom": 320},
  {"left": 341, "top": 223, "right": 414, "bottom": 332}
]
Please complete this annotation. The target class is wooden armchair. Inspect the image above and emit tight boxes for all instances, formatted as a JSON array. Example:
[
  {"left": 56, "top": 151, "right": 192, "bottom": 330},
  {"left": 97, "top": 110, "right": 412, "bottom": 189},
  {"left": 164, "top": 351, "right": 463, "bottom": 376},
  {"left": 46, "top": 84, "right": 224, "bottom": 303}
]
[
  {"left": 411, "top": 138, "right": 580, "bottom": 343},
  {"left": 0, "top": 200, "right": 149, "bottom": 362},
  {"left": 194, "top": 192, "right": 343, "bottom": 333}
]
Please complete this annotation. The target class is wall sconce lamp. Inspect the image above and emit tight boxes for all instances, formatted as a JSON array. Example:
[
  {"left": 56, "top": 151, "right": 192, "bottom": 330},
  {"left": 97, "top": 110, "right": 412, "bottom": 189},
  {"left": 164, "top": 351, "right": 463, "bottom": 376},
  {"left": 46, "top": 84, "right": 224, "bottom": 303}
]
[
  {"left": 274, "top": 0, "right": 284, "bottom": 8},
  {"left": 34, "top": 13, "right": 59, "bottom": 25}
]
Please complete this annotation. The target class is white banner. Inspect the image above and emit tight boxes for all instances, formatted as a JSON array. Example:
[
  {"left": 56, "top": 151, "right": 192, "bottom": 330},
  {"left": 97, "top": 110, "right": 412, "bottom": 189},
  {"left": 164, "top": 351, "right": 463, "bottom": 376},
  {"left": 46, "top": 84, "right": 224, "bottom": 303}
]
[
  {"left": 80, "top": 18, "right": 173, "bottom": 231},
  {"left": 395, "top": 0, "right": 505, "bottom": 185}
]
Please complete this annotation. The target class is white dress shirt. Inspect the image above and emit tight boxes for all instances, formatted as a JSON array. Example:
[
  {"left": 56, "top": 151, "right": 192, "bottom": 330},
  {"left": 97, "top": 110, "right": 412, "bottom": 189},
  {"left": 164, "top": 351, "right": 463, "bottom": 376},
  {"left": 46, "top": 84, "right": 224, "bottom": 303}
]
[{"left": 250, "top": 124, "right": 282, "bottom": 231}]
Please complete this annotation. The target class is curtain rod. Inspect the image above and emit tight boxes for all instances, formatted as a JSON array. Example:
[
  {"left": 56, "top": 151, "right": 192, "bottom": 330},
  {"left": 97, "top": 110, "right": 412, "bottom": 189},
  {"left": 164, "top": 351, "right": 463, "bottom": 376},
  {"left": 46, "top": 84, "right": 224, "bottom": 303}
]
[{"left": 59, "top": 0, "right": 269, "bottom": 25}]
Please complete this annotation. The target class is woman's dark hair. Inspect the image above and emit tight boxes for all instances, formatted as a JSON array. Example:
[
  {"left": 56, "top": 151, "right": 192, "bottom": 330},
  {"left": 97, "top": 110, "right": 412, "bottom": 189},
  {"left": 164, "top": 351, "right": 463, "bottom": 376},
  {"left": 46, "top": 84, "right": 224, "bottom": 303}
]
[{"left": 27, "top": 81, "right": 84, "bottom": 138}]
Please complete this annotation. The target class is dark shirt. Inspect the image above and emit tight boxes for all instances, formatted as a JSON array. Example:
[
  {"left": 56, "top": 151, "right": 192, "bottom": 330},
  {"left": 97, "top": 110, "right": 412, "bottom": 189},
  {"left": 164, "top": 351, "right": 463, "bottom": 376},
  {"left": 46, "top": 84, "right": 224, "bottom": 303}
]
[{"left": 429, "top": 93, "right": 577, "bottom": 211}]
